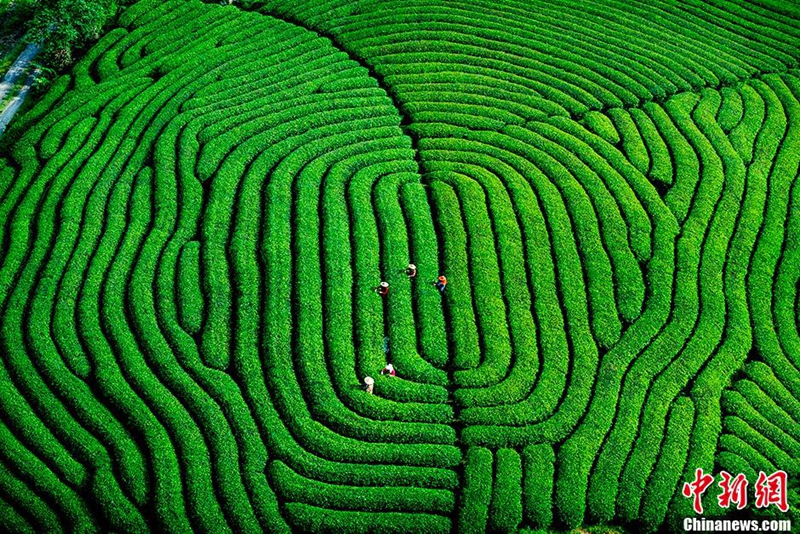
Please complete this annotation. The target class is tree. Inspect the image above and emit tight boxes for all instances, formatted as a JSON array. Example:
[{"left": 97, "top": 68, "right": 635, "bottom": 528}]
[
  {"left": 24, "top": 0, "right": 120, "bottom": 68},
  {"left": 0, "top": 0, "right": 36, "bottom": 43}
]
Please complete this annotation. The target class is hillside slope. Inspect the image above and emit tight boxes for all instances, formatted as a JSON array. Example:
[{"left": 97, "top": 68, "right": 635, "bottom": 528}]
[{"left": 0, "top": 0, "right": 798, "bottom": 531}]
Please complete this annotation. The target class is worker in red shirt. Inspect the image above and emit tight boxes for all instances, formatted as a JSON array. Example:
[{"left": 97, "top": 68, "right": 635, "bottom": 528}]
[
  {"left": 381, "top": 363, "right": 396, "bottom": 377},
  {"left": 376, "top": 281, "right": 389, "bottom": 297},
  {"left": 434, "top": 275, "right": 447, "bottom": 292}
]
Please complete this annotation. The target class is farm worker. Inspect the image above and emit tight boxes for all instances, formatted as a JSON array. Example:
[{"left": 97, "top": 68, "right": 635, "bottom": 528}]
[
  {"left": 434, "top": 275, "right": 447, "bottom": 292},
  {"left": 376, "top": 281, "right": 389, "bottom": 297},
  {"left": 405, "top": 263, "right": 417, "bottom": 278},
  {"left": 381, "top": 363, "right": 396, "bottom": 377},
  {"left": 363, "top": 376, "right": 375, "bottom": 394}
]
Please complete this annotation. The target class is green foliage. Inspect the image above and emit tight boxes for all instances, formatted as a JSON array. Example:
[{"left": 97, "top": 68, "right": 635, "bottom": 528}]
[
  {"left": 25, "top": 0, "right": 128, "bottom": 68},
  {"left": 457, "top": 447, "right": 492, "bottom": 534},
  {"left": 583, "top": 110, "right": 620, "bottom": 145},
  {"left": 1, "top": 0, "right": 799, "bottom": 533},
  {"left": 523, "top": 444, "right": 554, "bottom": 529},
  {"left": 177, "top": 240, "right": 204, "bottom": 334},
  {"left": 0, "top": 0, "right": 35, "bottom": 41},
  {"left": 489, "top": 449, "right": 523, "bottom": 532}
]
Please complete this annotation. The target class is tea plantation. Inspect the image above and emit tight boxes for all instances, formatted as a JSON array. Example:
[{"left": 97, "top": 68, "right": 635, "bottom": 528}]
[{"left": 0, "top": 0, "right": 798, "bottom": 532}]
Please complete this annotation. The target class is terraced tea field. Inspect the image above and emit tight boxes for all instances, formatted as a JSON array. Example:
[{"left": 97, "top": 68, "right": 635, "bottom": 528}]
[{"left": 0, "top": 0, "right": 798, "bottom": 531}]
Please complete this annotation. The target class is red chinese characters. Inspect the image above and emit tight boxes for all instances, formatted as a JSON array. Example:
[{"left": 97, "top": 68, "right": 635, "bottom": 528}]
[
  {"left": 682, "top": 469, "right": 790, "bottom": 514},
  {"left": 683, "top": 468, "right": 715, "bottom": 514},
  {"left": 754, "top": 470, "right": 789, "bottom": 513},
  {"left": 717, "top": 471, "right": 748, "bottom": 510}
]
